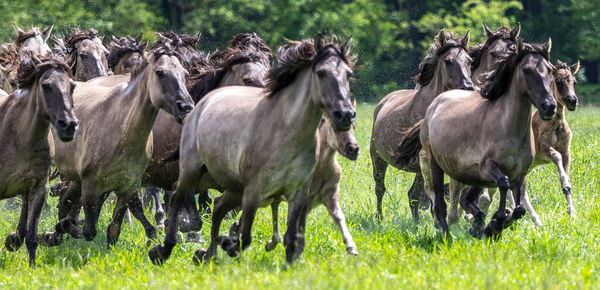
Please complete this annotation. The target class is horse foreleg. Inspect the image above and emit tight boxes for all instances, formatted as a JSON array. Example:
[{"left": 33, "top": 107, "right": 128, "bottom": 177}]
[
  {"left": 324, "top": 190, "right": 357, "bottom": 255},
  {"left": 145, "top": 186, "right": 165, "bottom": 228},
  {"left": 81, "top": 184, "right": 108, "bottom": 241},
  {"left": 106, "top": 194, "right": 129, "bottom": 247},
  {"left": 447, "top": 179, "right": 466, "bottom": 226},
  {"left": 428, "top": 152, "right": 449, "bottom": 237},
  {"left": 265, "top": 200, "right": 282, "bottom": 251},
  {"left": 549, "top": 147, "right": 575, "bottom": 217},
  {"left": 24, "top": 186, "right": 47, "bottom": 267},
  {"left": 371, "top": 150, "right": 388, "bottom": 219},
  {"left": 198, "top": 191, "right": 239, "bottom": 262},
  {"left": 407, "top": 173, "right": 424, "bottom": 223},
  {"left": 222, "top": 191, "right": 258, "bottom": 258},
  {"left": 127, "top": 190, "right": 158, "bottom": 241},
  {"left": 5, "top": 194, "right": 28, "bottom": 252},
  {"left": 149, "top": 186, "right": 187, "bottom": 265},
  {"left": 503, "top": 176, "right": 527, "bottom": 229},
  {"left": 522, "top": 190, "right": 542, "bottom": 227},
  {"left": 459, "top": 185, "right": 484, "bottom": 239},
  {"left": 480, "top": 160, "right": 510, "bottom": 239}
]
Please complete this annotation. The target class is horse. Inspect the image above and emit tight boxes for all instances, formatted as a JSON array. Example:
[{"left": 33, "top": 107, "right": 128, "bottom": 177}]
[
  {"left": 62, "top": 28, "right": 109, "bottom": 81},
  {"left": 0, "top": 44, "right": 19, "bottom": 92},
  {"left": 445, "top": 23, "right": 521, "bottom": 225},
  {"left": 370, "top": 31, "right": 474, "bottom": 221},
  {"left": 399, "top": 39, "right": 556, "bottom": 239},
  {"left": 262, "top": 112, "right": 360, "bottom": 255},
  {"left": 141, "top": 32, "right": 272, "bottom": 239},
  {"left": 107, "top": 35, "right": 145, "bottom": 75},
  {"left": 0, "top": 53, "right": 78, "bottom": 266},
  {"left": 47, "top": 39, "right": 195, "bottom": 248},
  {"left": 455, "top": 60, "right": 580, "bottom": 227},
  {"left": 148, "top": 34, "right": 355, "bottom": 265}
]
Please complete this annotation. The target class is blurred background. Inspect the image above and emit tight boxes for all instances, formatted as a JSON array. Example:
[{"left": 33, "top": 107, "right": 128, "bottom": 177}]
[{"left": 1, "top": 0, "right": 598, "bottom": 103}]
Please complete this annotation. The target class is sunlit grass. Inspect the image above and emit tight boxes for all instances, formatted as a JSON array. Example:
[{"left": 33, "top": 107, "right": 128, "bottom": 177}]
[{"left": 0, "top": 104, "right": 598, "bottom": 289}]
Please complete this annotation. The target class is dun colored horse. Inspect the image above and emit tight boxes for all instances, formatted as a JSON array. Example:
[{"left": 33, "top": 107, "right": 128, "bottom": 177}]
[
  {"left": 0, "top": 53, "right": 78, "bottom": 266},
  {"left": 62, "top": 28, "right": 109, "bottom": 81},
  {"left": 149, "top": 35, "right": 355, "bottom": 265},
  {"left": 263, "top": 112, "right": 360, "bottom": 254},
  {"left": 455, "top": 60, "right": 580, "bottom": 227},
  {"left": 399, "top": 39, "right": 556, "bottom": 239},
  {"left": 48, "top": 40, "right": 194, "bottom": 247},
  {"left": 107, "top": 35, "right": 145, "bottom": 75},
  {"left": 370, "top": 31, "right": 473, "bottom": 221}
]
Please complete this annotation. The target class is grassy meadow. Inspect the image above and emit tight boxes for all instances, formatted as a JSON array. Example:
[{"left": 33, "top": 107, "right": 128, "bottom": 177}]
[{"left": 0, "top": 103, "right": 599, "bottom": 289}]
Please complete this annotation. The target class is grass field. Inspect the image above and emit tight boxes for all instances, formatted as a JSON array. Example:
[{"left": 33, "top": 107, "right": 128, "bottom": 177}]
[{"left": 0, "top": 103, "right": 599, "bottom": 289}]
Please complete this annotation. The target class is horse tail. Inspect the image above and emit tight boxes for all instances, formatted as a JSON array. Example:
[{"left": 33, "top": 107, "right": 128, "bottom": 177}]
[{"left": 396, "top": 120, "right": 423, "bottom": 166}]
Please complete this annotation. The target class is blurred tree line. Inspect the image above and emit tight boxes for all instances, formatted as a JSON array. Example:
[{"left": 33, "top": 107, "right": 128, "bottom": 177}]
[{"left": 1, "top": 0, "right": 598, "bottom": 101}]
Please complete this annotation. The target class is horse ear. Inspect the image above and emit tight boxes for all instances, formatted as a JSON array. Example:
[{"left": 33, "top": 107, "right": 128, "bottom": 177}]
[
  {"left": 437, "top": 30, "right": 446, "bottom": 46},
  {"left": 461, "top": 30, "right": 470, "bottom": 47},
  {"left": 42, "top": 24, "right": 54, "bottom": 41},
  {"left": 192, "top": 31, "right": 201, "bottom": 44},
  {"left": 511, "top": 22, "right": 521, "bottom": 39},
  {"left": 66, "top": 53, "right": 77, "bottom": 68},
  {"left": 516, "top": 38, "right": 523, "bottom": 53},
  {"left": 544, "top": 38, "right": 552, "bottom": 56},
  {"left": 315, "top": 33, "right": 325, "bottom": 50},
  {"left": 12, "top": 23, "right": 24, "bottom": 35},
  {"left": 32, "top": 54, "right": 42, "bottom": 66},
  {"left": 571, "top": 60, "right": 580, "bottom": 74},
  {"left": 138, "top": 41, "right": 148, "bottom": 52},
  {"left": 135, "top": 33, "right": 143, "bottom": 44},
  {"left": 341, "top": 37, "right": 353, "bottom": 56},
  {"left": 482, "top": 22, "right": 493, "bottom": 38}
]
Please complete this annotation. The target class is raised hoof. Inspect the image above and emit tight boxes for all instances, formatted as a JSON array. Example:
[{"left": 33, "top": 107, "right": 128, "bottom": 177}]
[
  {"left": 149, "top": 245, "right": 166, "bottom": 265},
  {"left": 469, "top": 226, "right": 484, "bottom": 239},
  {"left": 346, "top": 246, "right": 358, "bottom": 255},
  {"left": 38, "top": 232, "right": 62, "bottom": 247},
  {"left": 229, "top": 221, "right": 240, "bottom": 237},
  {"left": 265, "top": 240, "right": 278, "bottom": 252},
  {"left": 107, "top": 224, "right": 121, "bottom": 247},
  {"left": 5, "top": 233, "right": 23, "bottom": 252},
  {"left": 55, "top": 218, "right": 83, "bottom": 239},
  {"left": 512, "top": 205, "right": 526, "bottom": 220},
  {"left": 221, "top": 237, "right": 240, "bottom": 257},
  {"left": 185, "top": 232, "right": 205, "bottom": 244},
  {"left": 193, "top": 249, "right": 209, "bottom": 265}
]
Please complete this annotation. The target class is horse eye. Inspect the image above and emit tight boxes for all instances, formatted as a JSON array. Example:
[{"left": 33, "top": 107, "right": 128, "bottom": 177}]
[
  {"left": 156, "top": 69, "right": 166, "bottom": 78},
  {"left": 316, "top": 70, "right": 326, "bottom": 77},
  {"left": 42, "top": 83, "right": 52, "bottom": 91}
]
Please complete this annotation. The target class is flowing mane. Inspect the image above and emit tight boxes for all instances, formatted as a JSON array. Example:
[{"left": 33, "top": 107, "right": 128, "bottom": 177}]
[
  {"left": 480, "top": 42, "right": 549, "bottom": 100},
  {"left": 14, "top": 27, "right": 42, "bottom": 47},
  {"left": 151, "top": 32, "right": 207, "bottom": 73},
  {"left": 107, "top": 36, "right": 144, "bottom": 71},
  {"left": 469, "top": 26, "right": 517, "bottom": 71},
  {"left": 265, "top": 35, "right": 353, "bottom": 98},
  {"left": 17, "top": 54, "right": 72, "bottom": 89},
  {"left": 187, "top": 33, "right": 273, "bottom": 102},
  {"left": 130, "top": 39, "right": 183, "bottom": 79},
  {"left": 64, "top": 28, "right": 100, "bottom": 52},
  {"left": 414, "top": 32, "right": 468, "bottom": 86}
]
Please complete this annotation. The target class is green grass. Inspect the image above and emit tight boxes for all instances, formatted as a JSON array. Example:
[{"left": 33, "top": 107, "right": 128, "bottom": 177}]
[{"left": 1, "top": 104, "right": 599, "bottom": 289}]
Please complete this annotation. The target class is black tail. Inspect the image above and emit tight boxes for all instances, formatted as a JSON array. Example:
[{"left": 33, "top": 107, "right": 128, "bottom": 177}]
[{"left": 396, "top": 120, "right": 423, "bottom": 166}]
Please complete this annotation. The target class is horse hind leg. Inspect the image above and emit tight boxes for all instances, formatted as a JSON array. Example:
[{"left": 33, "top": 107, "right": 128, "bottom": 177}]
[
  {"left": 106, "top": 194, "right": 129, "bottom": 247},
  {"left": 265, "top": 200, "right": 282, "bottom": 251},
  {"left": 447, "top": 179, "right": 466, "bottom": 226},
  {"left": 428, "top": 153, "right": 450, "bottom": 236},
  {"left": 407, "top": 173, "right": 424, "bottom": 223},
  {"left": 221, "top": 191, "right": 258, "bottom": 258},
  {"left": 371, "top": 150, "right": 388, "bottom": 219},
  {"left": 195, "top": 191, "right": 240, "bottom": 263},
  {"left": 126, "top": 190, "right": 158, "bottom": 242},
  {"left": 324, "top": 190, "right": 357, "bottom": 255},
  {"left": 145, "top": 186, "right": 165, "bottom": 228},
  {"left": 460, "top": 186, "right": 485, "bottom": 239},
  {"left": 549, "top": 148, "right": 575, "bottom": 217}
]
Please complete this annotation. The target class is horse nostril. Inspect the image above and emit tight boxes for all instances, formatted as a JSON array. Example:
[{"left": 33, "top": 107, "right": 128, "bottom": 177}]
[
  {"left": 57, "top": 120, "right": 68, "bottom": 129},
  {"left": 333, "top": 111, "right": 343, "bottom": 120},
  {"left": 176, "top": 101, "right": 193, "bottom": 114}
]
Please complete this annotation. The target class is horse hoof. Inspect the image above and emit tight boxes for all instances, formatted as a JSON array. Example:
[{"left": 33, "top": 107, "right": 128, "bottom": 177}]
[
  {"left": 346, "top": 246, "right": 358, "bottom": 255},
  {"left": 469, "top": 227, "right": 483, "bottom": 239},
  {"left": 185, "top": 232, "right": 205, "bottom": 244},
  {"left": 229, "top": 221, "right": 240, "bottom": 237},
  {"left": 563, "top": 187, "right": 572, "bottom": 196},
  {"left": 38, "top": 232, "right": 62, "bottom": 247},
  {"left": 512, "top": 206, "right": 526, "bottom": 220},
  {"left": 221, "top": 237, "right": 240, "bottom": 257},
  {"left": 265, "top": 241, "right": 278, "bottom": 252},
  {"left": 149, "top": 245, "right": 165, "bottom": 265},
  {"left": 5, "top": 233, "right": 23, "bottom": 252},
  {"left": 193, "top": 249, "right": 209, "bottom": 265},
  {"left": 464, "top": 214, "right": 474, "bottom": 223}
]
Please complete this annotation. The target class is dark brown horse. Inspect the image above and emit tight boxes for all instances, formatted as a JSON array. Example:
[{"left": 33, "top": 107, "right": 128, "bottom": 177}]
[
  {"left": 149, "top": 35, "right": 355, "bottom": 265},
  {"left": 0, "top": 53, "right": 78, "bottom": 266},
  {"left": 370, "top": 31, "right": 473, "bottom": 221}
]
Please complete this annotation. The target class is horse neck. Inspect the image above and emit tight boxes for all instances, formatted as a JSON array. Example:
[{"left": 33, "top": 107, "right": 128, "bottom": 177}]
[
  {"left": 217, "top": 68, "right": 238, "bottom": 86},
  {"left": 472, "top": 50, "right": 490, "bottom": 87},
  {"left": 496, "top": 70, "right": 535, "bottom": 139},
  {"left": 117, "top": 67, "right": 159, "bottom": 147},
  {"left": 270, "top": 68, "right": 323, "bottom": 144},
  {"left": 316, "top": 127, "right": 337, "bottom": 165},
  {"left": 14, "top": 86, "right": 50, "bottom": 150},
  {"left": 74, "top": 56, "right": 86, "bottom": 81}
]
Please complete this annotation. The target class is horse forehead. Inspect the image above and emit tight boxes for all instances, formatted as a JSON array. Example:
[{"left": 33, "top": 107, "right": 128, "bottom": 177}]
[
  {"left": 442, "top": 47, "right": 466, "bottom": 60},
  {"left": 22, "top": 36, "right": 51, "bottom": 53},
  {"left": 40, "top": 68, "right": 69, "bottom": 85},
  {"left": 317, "top": 56, "right": 348, "bottom": 72},
  {"left": 489, "top": 38, "right": 513, "bottom": 52},
  {"left": 555, "top": 69, "right": 572, "bottom": 81},
  {"left": 523, "top": 54, "right": 550, "bottom": 71}
]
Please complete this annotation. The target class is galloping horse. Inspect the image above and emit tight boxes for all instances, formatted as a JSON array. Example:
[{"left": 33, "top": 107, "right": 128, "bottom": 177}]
[
  {"left": 370, "top": 31, "right": 474, "bottom": 221},
  {"left": 0, "top": 53, "right": 78, "bottom": 266},
  {"left": 399, "top": 39, "right": 556, "bottom": 239},
  {"left": 149, "top": 35, "right": 355, "bottom": 264},
  {"left": 48, "top": 40, "right": 194, "bottom": 247}
]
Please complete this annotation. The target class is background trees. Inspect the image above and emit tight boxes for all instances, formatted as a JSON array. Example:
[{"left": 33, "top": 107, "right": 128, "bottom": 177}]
[{"left": 1, "top": 0, "right": 598, "bottom": 101}]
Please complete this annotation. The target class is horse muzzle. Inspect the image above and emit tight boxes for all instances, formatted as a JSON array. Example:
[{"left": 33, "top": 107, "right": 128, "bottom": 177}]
[
  {"left": 539, "top": 101, "right": 557, "bottom": 120},
  {"left": 344, "top": 143, "right": 360, "bottom": 161},
  {"left": 331, "top": 109, "right": 355, "bottom": 132},
  {"left": 565, "top": 96, "right": 578, "bottom": 111},
  {"left": 173, "top": 100, "right": 194, "bottom": 124},
  {"left": 55, "top": 118, "right": 79, "bottom": 142}
]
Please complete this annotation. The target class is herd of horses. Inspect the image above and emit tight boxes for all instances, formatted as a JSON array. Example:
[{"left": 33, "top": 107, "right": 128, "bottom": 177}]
[{"left": 0, "top": 21, "right": 580, "bottom": 267}]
